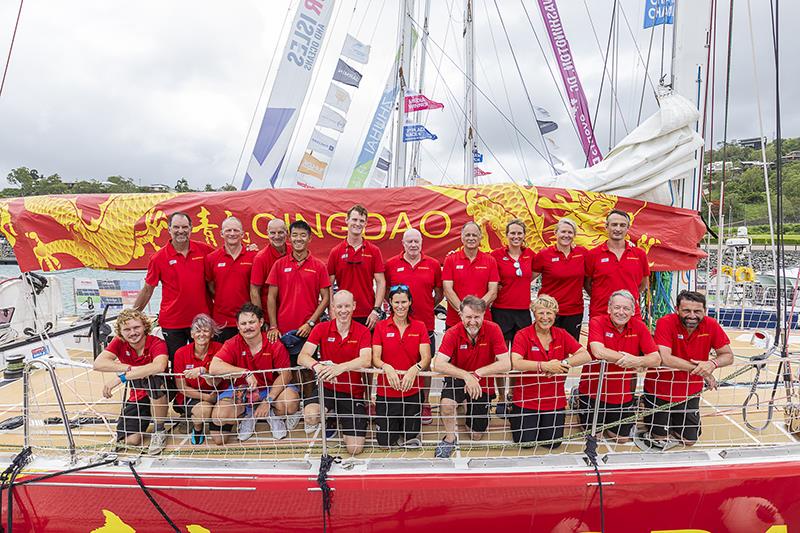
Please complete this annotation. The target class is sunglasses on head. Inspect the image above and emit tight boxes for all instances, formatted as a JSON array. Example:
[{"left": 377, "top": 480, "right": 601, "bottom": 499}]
[{"left": 389, "top": 284, "right": 410, "bottom": 293}]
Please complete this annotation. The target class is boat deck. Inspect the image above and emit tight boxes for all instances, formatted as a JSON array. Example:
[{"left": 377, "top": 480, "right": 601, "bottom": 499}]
[{"left": 1, "top": 329, "right": 798, "bottom": 462}]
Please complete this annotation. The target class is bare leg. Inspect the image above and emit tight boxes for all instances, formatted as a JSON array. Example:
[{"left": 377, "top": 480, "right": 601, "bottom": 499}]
[
  {"left": 343, "top": 435, "right": 365, "bottom": 455},
  {"left": 440, "top": 398, "right": 458, "bottom": 442},
  {"left": 273, "top": 388, "right": 300, "bottom": 416}
]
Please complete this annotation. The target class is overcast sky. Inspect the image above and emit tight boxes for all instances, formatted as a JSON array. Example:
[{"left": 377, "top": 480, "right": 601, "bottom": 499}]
[{"left": 0, "top": 0, "right": 796, "bottom": 191}]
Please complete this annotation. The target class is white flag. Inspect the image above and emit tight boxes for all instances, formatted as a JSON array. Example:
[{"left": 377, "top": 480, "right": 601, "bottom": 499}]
[
  {"left": 317, "top": 105, "right": 347, "bottom": 133},
  {"left": 325, "top": 84, "right": 351, "bottom": 113},
  {"left": 309, "top": 129, "right": 338, "bottom": 155},
  {"left": 342, "top": 34, "right": 371, "bottom": 64}
]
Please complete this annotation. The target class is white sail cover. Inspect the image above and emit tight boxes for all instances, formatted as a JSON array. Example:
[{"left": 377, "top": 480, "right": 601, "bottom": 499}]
[{"left": 534, "top": 90, "right": 703, "bottom": 206}]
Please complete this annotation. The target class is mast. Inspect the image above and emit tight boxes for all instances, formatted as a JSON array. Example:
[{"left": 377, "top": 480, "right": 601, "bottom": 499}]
[
  {"left": 409, "top": 0, "right": 432, "bottom": 183},
  {"left": 463, "top": 0, "right": 476, "bottom": 185},
  {"left": 392, "top": 0, "right": 414, "bottom": 187}
]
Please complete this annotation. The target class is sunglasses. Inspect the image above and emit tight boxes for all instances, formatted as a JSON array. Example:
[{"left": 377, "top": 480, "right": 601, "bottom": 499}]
[
  {"left": 513, "top": 261, "right": 522, "bottom": 277},
  {"left": 389, "top": 284, "right": 410, "bottom": 293}
]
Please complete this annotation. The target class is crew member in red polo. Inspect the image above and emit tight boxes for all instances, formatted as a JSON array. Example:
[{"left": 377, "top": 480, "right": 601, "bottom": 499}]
[
  {"left": 384, "top": 228, "right": 442, "bottom": 424},
  {"left": 205, "top": 216, "right": 257, "bottom": 342},
  {"left": 299, "top": 290, "right": 372, "bottom": 456},
  {"left": 442, "top": 222, "right": 499, "bottom": 329},
  {"left": 510, "top": 295, "right": 590, "bottom": 447},
  {"left": 133, "top": 211, "right": 213, "bottom": 357},
  {"left": 93, "top": 309, "right": 169, "bottom": 455},
  {"left": 641, "top": 291, "right": 733, "bottom": 447},
  {"left": 584, "top": 209, "right": 650, "bottom": 319},
  {"left": 577, "top": 290, "right": 660, "bottom": 442},
  {"left": 327, "top": 204, "right": 386, "bottom": 328},
  {"left": 372, "top": 285, "right": 431, "bottom": 448},
  {"left": 532, "top": 218, "right": 588, "bottom": 341},
  {"left": 250, "top": 218, "right": 288, "bottom": 311},
  {"left": 433, "top": 296, "right": 509, "bottom": 458},
  {"left": 209, "top": 303, "right": 299, "bottom": 444}
]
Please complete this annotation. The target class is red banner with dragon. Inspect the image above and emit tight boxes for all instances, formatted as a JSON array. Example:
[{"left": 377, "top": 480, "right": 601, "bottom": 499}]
[{"left": 0, "top": 184, "right": 705, "bottom": 272}]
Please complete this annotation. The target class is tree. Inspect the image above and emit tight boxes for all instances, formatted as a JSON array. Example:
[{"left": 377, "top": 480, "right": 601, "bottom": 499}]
[
  {"left": 219, "top": 184, "right": 237, "bottom": 191},
  {"left": 175, "top": 178, "right": 192, "bottom": 192}
]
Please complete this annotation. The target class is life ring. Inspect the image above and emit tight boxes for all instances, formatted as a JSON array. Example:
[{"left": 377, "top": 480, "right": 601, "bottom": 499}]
[
  {"left": 735, "top": 266, "right": 755, "bottom": 282},
  {"left": 721, "top": 265, "right": 734, "bottom": 277}
]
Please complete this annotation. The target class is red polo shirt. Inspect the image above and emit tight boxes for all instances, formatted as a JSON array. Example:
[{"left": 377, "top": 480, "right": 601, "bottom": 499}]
[
  {"left": 205, "top": 247, "right": 256, "bottom": 329},
  {"left": 578, "top": 316, "right": 658, "bottom": 405},
  {"left": 511, "top": 326, "right": 582, "bottom": 411},
  {"left": 250, "top": 244, "right": 288, "bottom": 310},
  {"left": 491, "top": 247, "right": 535, "bottom": 310},
  {"left": 266, "top": 253, "right": 330, "bottom": 332},
  {"left": 532, "top": 245, "right": 588, "bottom": 316},
  {"left": 214, "top": 332, "right": 291, "bottom": 388},
  {"left": 173, "top": 341, "right": 227, "bottom": 405},
  {"left": 373, "top": 318, "right": 428, "bottom": 398},
  {"left": 327, "top": 240, "right": 385, "bottom": 318},
  {"left": 308, "top": 320, "right": 372, "bottom": 398},
  {"left": 384, "top": 253, "right": 442, "bottom": 332},
  {"left": 144, "top": 240, "right": 213, "bottom": 329},
  {"left": 441, "top": 250, "right": 500, "bottom": 327},
  {"left": 585, "top": 241, "right": 650, "bottom": 318},
  {"left": 437, "top": 321, "right": 507, "bottom": 393},
  {"left": 106, "top": 335, "right": 168, "bottom": 402},
  {"left": 644, "top": 314, "right": 730, "bottom": 401}
]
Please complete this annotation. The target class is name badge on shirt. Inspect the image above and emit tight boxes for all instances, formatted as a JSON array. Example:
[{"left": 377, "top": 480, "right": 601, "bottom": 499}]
[
  {"left": 503, "top": 257, "right": 509, "bottom": 261},
  {"left": 217, "top": 262, "right": 226, "bottom": 267},
  {"left": 341, "top": 254, "right": 348, "bottom": 260},
  {"left": 284, "top": 267, "right": 292, "bottom": 272},
  {"left": 186, "top": 364, "right": 194, "bottom": 369},
  {"left": 168, "top": 259, "right": 177, "bottom": 265},
  {"left": 677, "top": 334, "right": 684, "bottom": 340},
  {"left": 327, "top": 337, "right": 336, "bottom": 342},
  {"left": 456, "top": 265, "right": 464, "bottom": 270},
  {"left": 600, "top": 258, "right": 610, "bottom": 263},
  {"left": 396, "top": 267, "right": 405, "bottom": 272},
  {"left": 386, "top": 332, "right": 396, "bottom": 338},
  {"left": 459, "top": 344, "right": 468, "bottom": 349},
  {"left": 551, "top": 257, "right": 560, "bottom": 262},
  {"left": 605, "top": 332, "right": 614, "bottom": 338},
  {"left": 530, "top": 346, "right": 540, "bottom": 351},
  {"left": 241, "top": 351, "right": 247, "bottom": 356}
]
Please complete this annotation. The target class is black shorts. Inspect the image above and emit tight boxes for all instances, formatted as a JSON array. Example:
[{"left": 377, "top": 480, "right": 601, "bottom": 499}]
[
  {"left": 509, "top": 405, "right": 565, "bottom": 447},
  {"left": 128, "top": 375, "right": 167, "bottom": 401},
  {"left": 642, "top": 393, "right": 701, "bottom": 442},
  {"left": 161, "top": 327, "right": 192, "bottom": 359},
  {"left": 441, "top": 378, "right": 491, "bottom": 433},
  {"left": 554, "top": 314, "right": 583, "bottom": 342},
  {"left": 116, "top": 399, "right": 152, "bottom": 441},
  {"left": 428, "top": 330, "right": 436, "bottom": 353},
  {"left": 577, "top": 395, "right": 636, "bottom": 437},
  {"left": 215, "top": 326, "right": 239, "bottom": 343},
  {"left": 304, "top": 387, "right": 368, "bottom": 437},
  {"left": 491, "top": 308, "right": 532, "bottom": 342},
  {"left": 374, "top": 392, "right": 422, "bottom": 446}
]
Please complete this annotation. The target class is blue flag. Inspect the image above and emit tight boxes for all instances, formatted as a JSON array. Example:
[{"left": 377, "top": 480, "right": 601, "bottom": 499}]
[
  {"left": 643, "top": 0, "right": 674, "bottom": 29},
  {"left": 473, "top": 150, "right": 483, "bottom": 163},
  {"left": 403, "top": 124, "right": 438, "bottom": 142}
]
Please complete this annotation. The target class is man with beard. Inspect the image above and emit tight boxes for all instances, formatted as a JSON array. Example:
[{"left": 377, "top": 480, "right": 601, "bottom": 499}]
[{"left": 641, "top": 291, "right": 733, "bottom": 446}]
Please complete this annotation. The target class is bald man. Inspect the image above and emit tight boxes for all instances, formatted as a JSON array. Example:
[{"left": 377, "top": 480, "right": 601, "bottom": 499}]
[{"left": 250, "top": 218, "right": 288, "bottom": 311}]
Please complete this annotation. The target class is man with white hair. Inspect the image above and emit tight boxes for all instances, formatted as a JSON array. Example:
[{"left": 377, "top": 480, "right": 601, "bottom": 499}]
[
  {"left": 250, "top": 218, "right": 288, "bottom": 311},
  {"left": 433, "top": 296, "right": 509, "bottom": 458},
  {"left": 205, "top": 216, "right": 257, "bottom": 342},
  {"left": 577, "top": 290, "right": 660, "bottom": 442},
  {"left": 384, "top": 228, "right": 442, "bottom": 423}
]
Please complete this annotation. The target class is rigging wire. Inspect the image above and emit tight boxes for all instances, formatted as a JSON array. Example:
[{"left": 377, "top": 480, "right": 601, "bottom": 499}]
[
  {"left": 229, "top": 1, "right": 294, "bottom": 188},
  {"left": 491, "top": 0, "right": 555, "bottom": 172},
  {"left": 0, "top": 0, "right": 23, "bottom": 101},
  {"left": 407, "top": 14, "right": 550, "bottom": 164}
]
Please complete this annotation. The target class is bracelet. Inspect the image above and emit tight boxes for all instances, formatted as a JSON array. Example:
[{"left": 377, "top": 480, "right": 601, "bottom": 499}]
[
  {"left": 312, "top": 362, "right": 321, "bottom": 370},
  {"left": 118, "top": 373, "right": 127, "bottom": 384},
  {"left": 415, "top": 363, "right": 423, "bottom": 371},
  {"left": 199, "top": 367, "right": 206, "bottom": 376},
  {"left": 710, "top": 359, "right": 719, "bottom": 369}
]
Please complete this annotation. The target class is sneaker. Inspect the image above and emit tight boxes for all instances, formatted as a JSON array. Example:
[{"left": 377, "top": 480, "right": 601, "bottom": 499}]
[
  {"left": 434, "top": 437, "right": 457, "bottom": 459},
  {"left": 148, "top": 431, "right": 167, "bottom": 455},
  {"left": 190, "top": 427, "right": 205, "bottom": 445},
  {"left": 304, "top": 423, "right": 320, "bottom": 436},
  {"left": 238, "top": 415, "right": 256, "bottom": 441},
  {"left": 285, "top": 410, "right": 302, "bottom": 431},
  {"left": 267, "top": 410, "right": 287, "bottom": 440},
  {"left": 421, "top": 405, "right": 433, "bottom": 425},
  {"left": 400, "top": 437, "right": 422, "bottom": 449}
]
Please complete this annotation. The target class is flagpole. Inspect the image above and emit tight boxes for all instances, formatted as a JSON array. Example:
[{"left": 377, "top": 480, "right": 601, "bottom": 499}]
[
  {"left": 464, "top": 0, "right": 476, "bottom": 185},
  {"left": 393, "top": 0, "right": 414, "bottom": 187},
  {"left": 410, "top": 0, "right": 432, "bottom": 183}
]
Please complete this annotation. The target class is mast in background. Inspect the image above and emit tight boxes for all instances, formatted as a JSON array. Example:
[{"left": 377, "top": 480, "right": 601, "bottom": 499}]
[
  {"left": 392, "top": 0, "right": 414, "bottom": 187},
  {"left": 463, "top": 0, "right": 476, "bottom": 184},
  {"left": 410, "top": 0, "right": 432, "bottom": 183}
]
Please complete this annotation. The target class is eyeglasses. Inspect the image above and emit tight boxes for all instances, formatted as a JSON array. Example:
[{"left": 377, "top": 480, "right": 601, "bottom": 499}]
[
  {"left": 513, "top": 261, "right": 522, "bottom": 277},
  {"left": 389, "top": 284, "right": 410, "bottom": 293}
]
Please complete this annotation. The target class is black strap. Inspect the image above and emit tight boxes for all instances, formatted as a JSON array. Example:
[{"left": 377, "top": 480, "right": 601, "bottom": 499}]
[{"left": 128, "top": 463, "right": 180, "bottom": 532}]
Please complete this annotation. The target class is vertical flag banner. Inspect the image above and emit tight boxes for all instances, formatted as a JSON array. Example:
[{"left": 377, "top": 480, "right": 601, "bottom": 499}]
[
  {"left": 348, "top": 28, "right": 418, "bottom": 188},
  {"left": 242, "top": 0, "right": 336, "bottom": 190},
  {"left": 309, "top": 129, "right": 338, "bottom": 155},
  {"left": 404, "top": 92, "right": 445, "bottom": 112},
  {"left": 298, "top": 152, "right": 328, "bottom": 179},
  {"left": 537, "top": 0, "right": 603, "bottom": 166},
  {"left": 325, "top": 83, "right": 352, "bottom": 113},
  {"left": 342, "top": 34, "right": 371, "bottom": 64},
  {"left": 333, "top": 59, "right": 363, "bottom": 88},
  {"left": 403, "top": 124, "right": 438, "bottom": 142},
  {"left": 317, "top": 105, "right": 347, "bottom": 132},
  {"left": 643, "top": 0, "right": 675, "bottom": 28}
]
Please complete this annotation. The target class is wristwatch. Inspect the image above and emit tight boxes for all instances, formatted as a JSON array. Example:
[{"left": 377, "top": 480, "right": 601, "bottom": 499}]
[
  {"left": 307, "top": 319, "right": 316, "bottom": 327},
  {"left": 373, "top": 306, "right": 382, "bottom": 315}
]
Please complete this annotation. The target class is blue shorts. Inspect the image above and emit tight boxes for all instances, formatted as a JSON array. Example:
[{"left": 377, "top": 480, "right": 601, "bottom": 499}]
[{"left": 218, "top": 384, "right": 299, "bottom": 402}]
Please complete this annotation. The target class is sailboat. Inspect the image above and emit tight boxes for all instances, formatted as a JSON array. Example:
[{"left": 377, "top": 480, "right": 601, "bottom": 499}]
[{"left": 0, "top": 1, "right": 797, "bottom": 531}]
